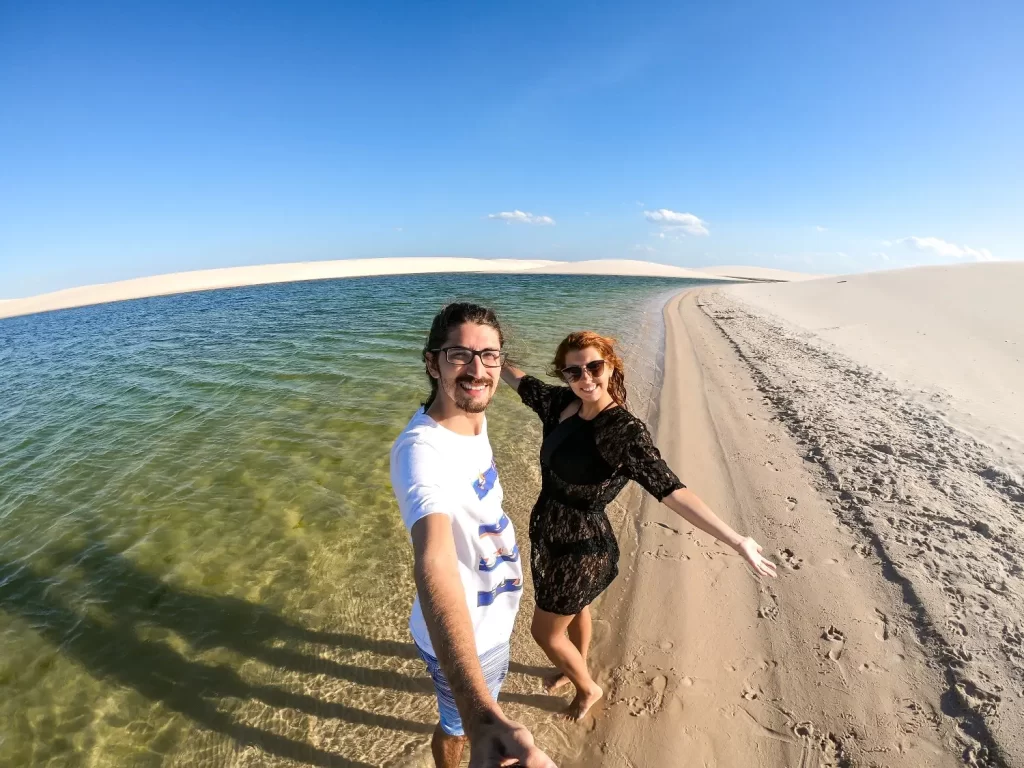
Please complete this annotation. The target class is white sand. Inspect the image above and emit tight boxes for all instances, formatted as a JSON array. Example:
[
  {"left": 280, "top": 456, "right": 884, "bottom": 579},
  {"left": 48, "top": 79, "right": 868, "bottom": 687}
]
[
  {"left": 695, "top": 264, "right": 828, "bottom": 282},
  {"left": 729, "top": 262, "right": 1024, "bottom": 467},
  {"left": 526, "top": 259, "right": 735, "bottom": 279},
  {"left": 0, "top": 257, "right": 822, "bottom": 321},
  {"left": 573, "top": 290, "right": 965, "bottom": 766},
  {"left": 0, "top": 258, "right": 552, "bottom": 320},
  {"left": 572, "top": 264, "right": 1023, "bottom": 765}
]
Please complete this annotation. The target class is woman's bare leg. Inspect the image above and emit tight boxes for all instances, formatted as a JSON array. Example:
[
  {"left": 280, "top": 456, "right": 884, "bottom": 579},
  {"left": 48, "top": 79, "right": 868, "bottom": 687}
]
[
  {"left": 532, "top": 607, "right": 603, "bottom": 721},
  {"left": 544, "top": 605, "right": 592, "bottom": 692}
]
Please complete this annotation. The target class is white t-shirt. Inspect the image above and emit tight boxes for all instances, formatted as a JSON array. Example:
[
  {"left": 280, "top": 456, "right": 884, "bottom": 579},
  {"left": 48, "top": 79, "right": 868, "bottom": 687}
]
[{"left": 390, "top": 408, "right": 523, "bottom": 657}]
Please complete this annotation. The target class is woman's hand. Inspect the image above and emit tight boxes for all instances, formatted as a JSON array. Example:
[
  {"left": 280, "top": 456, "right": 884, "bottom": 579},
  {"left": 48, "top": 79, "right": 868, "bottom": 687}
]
[
  {"left": 733, "top": 537, "right": 778, "bottom": 579},
  {"left": 500, "top": 363, "right": 527, "bottom": 392}
]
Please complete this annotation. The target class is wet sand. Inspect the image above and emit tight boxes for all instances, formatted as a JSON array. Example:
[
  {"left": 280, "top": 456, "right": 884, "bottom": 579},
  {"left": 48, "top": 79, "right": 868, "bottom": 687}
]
[{"left": 569, "top": 264, "right": 1022, "bottom": 767}]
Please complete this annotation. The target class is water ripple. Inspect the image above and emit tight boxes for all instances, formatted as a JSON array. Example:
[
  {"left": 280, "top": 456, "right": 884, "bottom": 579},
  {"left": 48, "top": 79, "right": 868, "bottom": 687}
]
[{"left": 0, "top": 273, "right": 707, "bottom": 766}]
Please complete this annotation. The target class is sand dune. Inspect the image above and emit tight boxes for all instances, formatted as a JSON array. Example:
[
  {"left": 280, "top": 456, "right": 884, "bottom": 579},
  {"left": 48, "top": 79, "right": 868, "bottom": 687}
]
[
  {"left": 524, "top": 259, "right": 733, "bottom": 279},
  {"left": 0, "top": 258, "right": 554, "bottom": 320},
  {"left": 0, "top": 257, "right": 822, "bottom": 322},
  {"left": 695, "top": 264, "right": 827, "bottom": 282},
  {"left": 731, "top": 262, "right": 1024, "bottom": 466}
]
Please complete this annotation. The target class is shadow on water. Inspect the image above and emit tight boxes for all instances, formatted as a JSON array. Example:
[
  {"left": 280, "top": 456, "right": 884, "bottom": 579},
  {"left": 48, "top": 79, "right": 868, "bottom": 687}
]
[{"left": 0, "top": 544, "right": 561, "bottom": 766}]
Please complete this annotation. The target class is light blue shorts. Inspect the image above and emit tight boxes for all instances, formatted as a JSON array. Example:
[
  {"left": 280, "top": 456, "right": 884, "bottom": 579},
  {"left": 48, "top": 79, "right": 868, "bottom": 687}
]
[{"left": 416, "top": 641, "right": 511, "bottom": 737}]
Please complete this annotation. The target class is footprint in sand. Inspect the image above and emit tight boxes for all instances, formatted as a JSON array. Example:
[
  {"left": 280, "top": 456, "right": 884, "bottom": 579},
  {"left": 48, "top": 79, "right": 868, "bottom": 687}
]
[
  {"left": 785, "top": 496, "right": 798, "bottom": 511},
  {"left": 874, "top": 609, "right": 893, "bottom": 641},
  {"left": 793, "top": 721, "right": 815, "bottom": 738},
  {"left": 643, "top": 520, "right": 681, "bottom": 535},
  {"left": 758, "top": 589, "right": 781, "bottom": 621},
  {"left": 956, "top": 679, "right": 1001, "bottom": 717},
  {"left": 822, "top": 625, "right": 846, "bottom": 661},
  {"left": 625, "top": 674, "right": 669, "bottom": 717},
  {"left": 778, "top": 548, "right": 804, "bottom": 570},
  {"left": 642, "top": 546, "right": 691, "bottom": 562},
  {"left": 947, "top": 618, "right": 969, "bottom": 637}
]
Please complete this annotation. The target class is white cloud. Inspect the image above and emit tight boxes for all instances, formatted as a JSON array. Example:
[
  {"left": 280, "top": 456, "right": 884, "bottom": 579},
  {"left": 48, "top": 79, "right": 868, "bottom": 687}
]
[
  {"left": 488, "top": 210, "right": 555, "bottom": 225},
  {"left": 643, "top": 209, "right": 709, "bottom": 236},
  {"left": 872, "top": 251, "right": 890, "bottom": 262},
  {"left": 815, "top": 225, "right": 828, "bottom": 232},
  {"left": 897, "top": 236, "right": 993, "bottom": 262},
  {"left": 635, "top": 200, "right": 645, "bottom": 207},
  {"left": 631, "top": 244, "right": 656, "bottom": 254}
]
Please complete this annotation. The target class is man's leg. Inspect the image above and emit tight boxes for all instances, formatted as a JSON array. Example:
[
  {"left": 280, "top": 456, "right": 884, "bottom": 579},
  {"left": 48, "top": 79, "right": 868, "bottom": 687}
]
[
  {"left": 418, "top": 644, "right": 472, "bottom": 767},
  {"left": 431, "top": 725, "right": 466, "bottom": 768}
]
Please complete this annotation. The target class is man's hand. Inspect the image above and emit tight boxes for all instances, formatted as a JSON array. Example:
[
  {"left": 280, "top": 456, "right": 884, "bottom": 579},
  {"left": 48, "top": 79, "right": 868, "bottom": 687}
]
[{"left": 468, "top": 715, "right": 557, "bottom": 768}]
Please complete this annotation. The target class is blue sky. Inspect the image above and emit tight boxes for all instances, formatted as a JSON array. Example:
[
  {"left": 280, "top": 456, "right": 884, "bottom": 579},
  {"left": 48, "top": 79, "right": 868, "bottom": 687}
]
[{"left": 1, "top": 0, "right": 1022, "bottom": 297}]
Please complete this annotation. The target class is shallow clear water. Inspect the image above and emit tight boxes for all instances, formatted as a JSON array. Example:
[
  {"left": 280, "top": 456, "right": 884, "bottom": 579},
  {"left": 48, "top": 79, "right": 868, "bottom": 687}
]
[{"left": 0, "top": 273, "right": 705, "bottom": 767}]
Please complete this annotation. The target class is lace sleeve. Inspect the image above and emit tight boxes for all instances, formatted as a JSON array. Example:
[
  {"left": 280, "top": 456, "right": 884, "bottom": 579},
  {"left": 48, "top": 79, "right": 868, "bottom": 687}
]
[
  {"left": 517, "top": 375, "right": 572, "bottom": 423},
  {"left": 622, "top": 418, "right": 686, "bottom": 501}
]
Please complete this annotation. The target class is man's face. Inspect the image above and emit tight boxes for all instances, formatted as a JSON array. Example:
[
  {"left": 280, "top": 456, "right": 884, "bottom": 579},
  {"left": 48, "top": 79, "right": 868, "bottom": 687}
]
[{"left": 427, "top": 322, "right": 502, "bottom": 414}]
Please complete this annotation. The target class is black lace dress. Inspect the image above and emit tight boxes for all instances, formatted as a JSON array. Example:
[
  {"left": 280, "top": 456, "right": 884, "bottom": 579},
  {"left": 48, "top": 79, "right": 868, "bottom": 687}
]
[{"left": 517, "top": 375, "right": 686, "bottom": 616}]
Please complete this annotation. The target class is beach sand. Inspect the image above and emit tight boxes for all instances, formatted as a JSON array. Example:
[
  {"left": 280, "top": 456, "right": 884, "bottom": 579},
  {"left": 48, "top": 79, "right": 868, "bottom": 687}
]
[
  {"left": 568, "top": 263, "right": 1022, "bottom": 767},
  {"left": 694, "top": 265, "right": 827, "bottom": 282},
  {"left": 0, "top": 257, "right": 784, "bottom": 321}
]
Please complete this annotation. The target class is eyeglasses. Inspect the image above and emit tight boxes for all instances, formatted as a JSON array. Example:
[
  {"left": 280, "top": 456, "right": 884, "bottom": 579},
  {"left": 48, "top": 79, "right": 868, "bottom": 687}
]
[
  {"left": 431, "top": 346, "right": 507, "bottom": 368},
  {"left": 560, "top": 359, "right": 607, "bottom": 382}
]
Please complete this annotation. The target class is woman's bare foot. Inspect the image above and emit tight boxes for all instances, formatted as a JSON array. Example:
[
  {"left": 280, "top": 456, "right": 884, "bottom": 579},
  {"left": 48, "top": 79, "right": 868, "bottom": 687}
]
[
  {"left": 543, "top": 670, "right": 571, "bottom": 692},
  {"left": 561, "top": 684, "right": 603, "bottom": 722}
]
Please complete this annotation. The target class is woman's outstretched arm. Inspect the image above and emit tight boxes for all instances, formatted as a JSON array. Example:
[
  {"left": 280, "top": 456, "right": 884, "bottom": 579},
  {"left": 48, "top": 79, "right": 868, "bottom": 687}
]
[
  {"left": 662, "top": 488, "right": 778, "bottom": 579},
  {"left": 501, "top": 363, "right": 527, "bottom": 392}
]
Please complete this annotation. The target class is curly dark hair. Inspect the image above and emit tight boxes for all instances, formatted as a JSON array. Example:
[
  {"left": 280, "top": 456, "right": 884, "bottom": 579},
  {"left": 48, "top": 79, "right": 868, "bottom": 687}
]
[{"left": 422, "top": 302, "right": 504, "bottom": 408}]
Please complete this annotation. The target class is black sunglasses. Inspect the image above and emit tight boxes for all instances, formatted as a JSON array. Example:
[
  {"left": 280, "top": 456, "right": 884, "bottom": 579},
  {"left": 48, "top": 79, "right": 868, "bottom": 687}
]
[
  {"left": 431, "top": 346, "right": 507, "bottom": 368},
  {"left": 560, "top": 359, "right": 607, "bottom": 382}
]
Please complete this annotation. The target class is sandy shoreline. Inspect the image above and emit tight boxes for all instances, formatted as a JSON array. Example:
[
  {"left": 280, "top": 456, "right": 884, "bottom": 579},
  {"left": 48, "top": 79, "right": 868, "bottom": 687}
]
[
  {"left": 568, "top": 290, "right": 958, "bottom": 766},
  {"left": 0, "top": 258, "right": 815, "bottom": 322},
  {"left": 565, "top": 264, "right": 1023, "bottom": 767}
]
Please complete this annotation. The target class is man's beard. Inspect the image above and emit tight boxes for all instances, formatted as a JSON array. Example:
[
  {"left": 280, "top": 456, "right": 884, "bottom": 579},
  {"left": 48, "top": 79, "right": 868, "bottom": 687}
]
[{"left": 443, "top": 374, "right": 494, "bottom": 414}]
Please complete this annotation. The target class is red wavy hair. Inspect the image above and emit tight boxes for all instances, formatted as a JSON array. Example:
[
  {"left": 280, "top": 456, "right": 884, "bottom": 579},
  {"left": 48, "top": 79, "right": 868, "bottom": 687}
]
[{"left": 548, "top": 331, "right": 628, "bottom": 406}]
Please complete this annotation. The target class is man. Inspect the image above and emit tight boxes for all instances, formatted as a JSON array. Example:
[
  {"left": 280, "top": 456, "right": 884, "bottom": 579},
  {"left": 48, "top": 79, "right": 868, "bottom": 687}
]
[{"left": 390, "top": 302, "right": 556, "bottom": 768}]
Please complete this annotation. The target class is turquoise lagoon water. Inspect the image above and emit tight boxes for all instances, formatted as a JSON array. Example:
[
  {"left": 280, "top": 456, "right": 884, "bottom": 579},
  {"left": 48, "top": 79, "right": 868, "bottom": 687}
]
[{"left": 0, "top": 273, "right": 707, "bottom": 767}]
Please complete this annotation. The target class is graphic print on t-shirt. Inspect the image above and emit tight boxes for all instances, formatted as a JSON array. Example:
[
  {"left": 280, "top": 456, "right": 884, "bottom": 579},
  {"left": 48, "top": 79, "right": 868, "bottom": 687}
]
[
  {"left": 391, "top": 409, "right": 524, "bottom": 655},
  {"left": 473, "top": 458, "right": 498, "bottom": 499},
  {"left": 478, "top": 513, "right": 510, "bottom": 538},
  {"left": 477, "top": 578, "right": 524, "bottom": 607},
  {"left": 479, "top": 545, "right": 520, "bottom": 572}
]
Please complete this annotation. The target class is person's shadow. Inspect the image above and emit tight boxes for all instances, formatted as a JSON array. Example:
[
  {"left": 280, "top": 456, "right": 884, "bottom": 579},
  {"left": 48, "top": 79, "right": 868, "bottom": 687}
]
[{"left": 0, "top": 544, "right": 560, "bottom": 766}]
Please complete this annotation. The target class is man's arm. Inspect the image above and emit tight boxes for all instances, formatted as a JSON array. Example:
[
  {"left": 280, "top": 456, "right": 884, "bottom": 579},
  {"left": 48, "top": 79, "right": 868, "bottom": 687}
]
[{"left": 412, "top": 514, "right": 556, "bottom": 768}]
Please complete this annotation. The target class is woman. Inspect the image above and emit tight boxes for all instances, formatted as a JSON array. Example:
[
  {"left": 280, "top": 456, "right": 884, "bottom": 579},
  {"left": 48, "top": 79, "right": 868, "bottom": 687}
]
[{"left": 502, "top": 331, "right": 777, "bottom": 721}]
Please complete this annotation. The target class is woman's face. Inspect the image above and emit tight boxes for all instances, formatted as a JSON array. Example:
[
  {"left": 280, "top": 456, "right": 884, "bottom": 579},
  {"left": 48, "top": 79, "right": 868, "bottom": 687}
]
[{"left": 562, "top": 346, "right": 613, "bottom": 403}]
